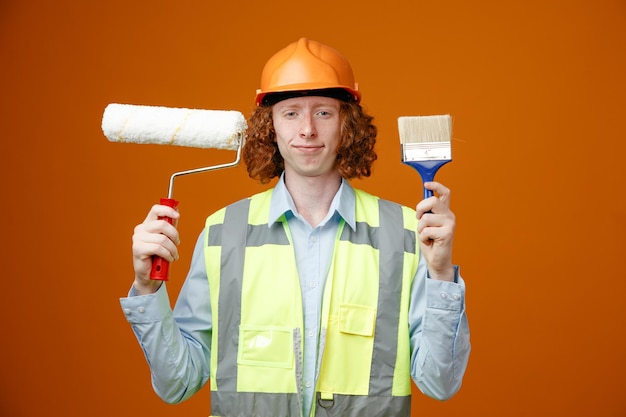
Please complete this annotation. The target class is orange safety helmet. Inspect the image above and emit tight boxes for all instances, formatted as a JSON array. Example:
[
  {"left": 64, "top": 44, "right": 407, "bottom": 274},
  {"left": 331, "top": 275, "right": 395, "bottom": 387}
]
[{"left": 255, "top": 38, "right": 361, "bottom": 106}]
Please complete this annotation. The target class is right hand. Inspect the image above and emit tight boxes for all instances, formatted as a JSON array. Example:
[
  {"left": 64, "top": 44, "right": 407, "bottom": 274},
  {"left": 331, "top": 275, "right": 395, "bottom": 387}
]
[{"left": 131, "top": 204, "right": 181, "bottom": 294}]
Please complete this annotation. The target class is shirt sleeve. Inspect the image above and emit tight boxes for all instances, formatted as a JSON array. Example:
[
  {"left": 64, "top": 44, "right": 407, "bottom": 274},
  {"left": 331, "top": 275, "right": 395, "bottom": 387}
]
[
  {"left": 408, "top": 255, "right": 471, "bottom": 400},
  {"left": 119, "top": 230, "right": 212, "bottom": 404}
]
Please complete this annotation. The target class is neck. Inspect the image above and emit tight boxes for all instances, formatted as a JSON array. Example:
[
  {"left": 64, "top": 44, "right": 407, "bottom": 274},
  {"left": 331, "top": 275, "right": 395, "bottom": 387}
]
[{"left": 284, "top": 171, "right": 342, "bottom": 227}]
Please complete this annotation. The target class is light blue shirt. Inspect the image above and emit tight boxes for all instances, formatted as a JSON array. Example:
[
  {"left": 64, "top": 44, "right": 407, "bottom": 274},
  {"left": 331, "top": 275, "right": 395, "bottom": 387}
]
[
  {"left": 269, "top": 177, "right": 355, "bottom": 416},
  {"left": 121, "top": 176, "right": 470, "bottom": 416}
]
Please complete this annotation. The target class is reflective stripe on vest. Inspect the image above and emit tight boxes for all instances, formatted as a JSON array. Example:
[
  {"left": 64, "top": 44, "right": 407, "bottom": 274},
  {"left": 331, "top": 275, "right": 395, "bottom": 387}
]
[
  {"left": 207, "top": 191, "right": 303, "bottom": 390},
  {"left": 205, "top": 189, "right": 419, "bottom": 417}
]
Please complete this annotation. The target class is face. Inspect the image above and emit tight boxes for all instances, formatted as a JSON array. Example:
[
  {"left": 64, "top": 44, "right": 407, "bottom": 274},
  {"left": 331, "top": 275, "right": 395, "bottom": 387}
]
[{"left": 272, "top": 95, "right": 342, "bottom": 181}]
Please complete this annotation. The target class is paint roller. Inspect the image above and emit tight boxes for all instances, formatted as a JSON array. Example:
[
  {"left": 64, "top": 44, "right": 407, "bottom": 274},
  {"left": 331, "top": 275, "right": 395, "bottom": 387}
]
[{"left": 101, "top": 103, "right": 247, "bottom": 281}]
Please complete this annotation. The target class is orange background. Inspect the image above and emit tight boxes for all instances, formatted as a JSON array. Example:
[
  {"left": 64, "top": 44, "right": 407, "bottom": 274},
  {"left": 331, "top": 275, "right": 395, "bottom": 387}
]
[{"left": 1, "top": 0, "right": 625, "bottom": 416}]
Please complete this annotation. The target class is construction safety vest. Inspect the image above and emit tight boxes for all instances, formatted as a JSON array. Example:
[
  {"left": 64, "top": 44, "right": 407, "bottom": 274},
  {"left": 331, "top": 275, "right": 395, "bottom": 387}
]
[{"left": 204, "top": 188, "right": 420, "bottom": 417}]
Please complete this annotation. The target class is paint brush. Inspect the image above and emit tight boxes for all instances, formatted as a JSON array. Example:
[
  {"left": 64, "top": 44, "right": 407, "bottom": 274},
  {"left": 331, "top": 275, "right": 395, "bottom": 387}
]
[{"left": 398, "top": 115, "right": 453, "bottom": 199}]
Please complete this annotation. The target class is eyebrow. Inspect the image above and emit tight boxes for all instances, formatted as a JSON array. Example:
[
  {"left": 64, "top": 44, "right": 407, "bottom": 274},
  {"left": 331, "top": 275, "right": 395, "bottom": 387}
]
[{"left": 275, "top": 99, "right": 340, "bottom": 111}]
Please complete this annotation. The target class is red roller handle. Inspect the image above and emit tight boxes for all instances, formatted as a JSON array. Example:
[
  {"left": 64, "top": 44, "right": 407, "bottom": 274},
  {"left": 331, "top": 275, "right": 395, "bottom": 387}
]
[{"left": 150, "top": 197, "right": 179, "bottom": 281}]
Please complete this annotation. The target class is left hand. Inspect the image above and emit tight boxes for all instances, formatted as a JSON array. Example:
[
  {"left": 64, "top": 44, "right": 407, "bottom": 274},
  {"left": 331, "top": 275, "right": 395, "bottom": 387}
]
[{"left": 416, "top": 181, "right": 456, "bottom": 282}]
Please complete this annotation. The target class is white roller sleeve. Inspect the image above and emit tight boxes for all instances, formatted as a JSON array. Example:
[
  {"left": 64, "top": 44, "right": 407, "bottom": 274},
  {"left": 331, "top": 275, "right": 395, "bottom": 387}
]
[{"left": 102, "top": 103, "right": 246, "bottom": 150}]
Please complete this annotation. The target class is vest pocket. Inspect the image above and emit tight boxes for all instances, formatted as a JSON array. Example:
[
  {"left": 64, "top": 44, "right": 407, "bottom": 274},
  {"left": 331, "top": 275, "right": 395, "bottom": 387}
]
[
  {"left": 237, "top": 326, "right": 294, "bottom": 368},
  {"left": 338, "top": 304, "right": 376, "bottom": 337}
]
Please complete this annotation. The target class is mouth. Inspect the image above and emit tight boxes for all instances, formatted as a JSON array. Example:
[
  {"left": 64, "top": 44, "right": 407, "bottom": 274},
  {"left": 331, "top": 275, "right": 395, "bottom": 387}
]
[{"left": 294, "top": 144, "right": 324, "bottom": 153}]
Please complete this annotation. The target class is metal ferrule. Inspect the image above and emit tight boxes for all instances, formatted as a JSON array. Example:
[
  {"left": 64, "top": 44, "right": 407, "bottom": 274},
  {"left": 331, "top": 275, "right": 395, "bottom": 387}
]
[{"left": 401, "top": 141, "right": 451, "bottom": 162}]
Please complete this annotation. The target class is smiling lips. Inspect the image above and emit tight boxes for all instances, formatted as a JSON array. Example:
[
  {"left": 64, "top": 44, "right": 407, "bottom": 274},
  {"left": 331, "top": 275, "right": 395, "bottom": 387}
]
[{"left": 293, "top": 144, "right": 324, "bottom": 153}]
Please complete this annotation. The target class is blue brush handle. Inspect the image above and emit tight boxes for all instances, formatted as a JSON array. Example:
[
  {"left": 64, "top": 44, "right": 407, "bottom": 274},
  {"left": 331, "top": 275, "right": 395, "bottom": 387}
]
[{"left": 403, "top": 159, "right": 452, "bottom": 200}]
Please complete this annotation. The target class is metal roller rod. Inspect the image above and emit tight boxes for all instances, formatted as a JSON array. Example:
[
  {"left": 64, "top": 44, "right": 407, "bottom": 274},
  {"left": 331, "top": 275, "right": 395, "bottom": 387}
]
[{"left": 166, "top": 133, "right": 244, "bottom": 199}]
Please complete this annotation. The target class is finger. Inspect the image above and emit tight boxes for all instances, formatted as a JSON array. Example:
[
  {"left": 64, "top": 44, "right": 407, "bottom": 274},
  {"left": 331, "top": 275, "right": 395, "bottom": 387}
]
[
  {"left": 417, "top": 212, "right": 434, "bottom": 233},
  {"left": 137, "top": 220, "right": 181, "bottom": 245},
  {"left": 416, "top": 197, "right": 437, "bottom": 219},
  {"left": 135, "top": 243, "right": 178, "bottom": 263},
  {"left": 133, "top": 222, "right": 181, "bottom": 254},
  {"left": 416, "top": 196, "right": 453, "bottom": 222},
  {"left": 144, "top": 204, "right": 181, "bottom": 223},
  {"left": 419, "top": 222, "right": 455, "bottom": 244},
  {"left": 132, "top": 230, "right": 180, "bottom": 262},
  {"left": 417, "top": 211, "right": 456, "bottom": 245},
  {"left": 424, "top": 182, "right": 451, "bottom": 207}
]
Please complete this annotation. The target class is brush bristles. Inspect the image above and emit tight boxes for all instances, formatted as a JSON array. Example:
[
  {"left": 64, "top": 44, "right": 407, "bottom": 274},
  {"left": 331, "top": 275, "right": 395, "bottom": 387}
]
[
  {"left": 398, "top": 115, "right": 452, "bottom": 162},
  {"left": 397, "top": 115, "right": 452, "bottom": 144}
]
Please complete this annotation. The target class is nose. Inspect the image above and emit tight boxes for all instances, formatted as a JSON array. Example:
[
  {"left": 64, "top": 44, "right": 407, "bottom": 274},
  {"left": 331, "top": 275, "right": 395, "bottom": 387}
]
[{"left": 299, "top": 113, "right": 317, "bottom": 139}]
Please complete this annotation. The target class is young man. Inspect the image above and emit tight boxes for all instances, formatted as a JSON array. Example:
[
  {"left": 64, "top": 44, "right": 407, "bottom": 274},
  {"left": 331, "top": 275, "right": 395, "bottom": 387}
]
[{"left": 122, "top": 38, "right": 470, "bottom": 417}]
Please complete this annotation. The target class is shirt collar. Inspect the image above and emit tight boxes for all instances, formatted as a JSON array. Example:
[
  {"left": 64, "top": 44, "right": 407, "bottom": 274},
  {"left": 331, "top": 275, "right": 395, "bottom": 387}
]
[{"left": 269, "top": 173, "right": 356, "bottom": 231}]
